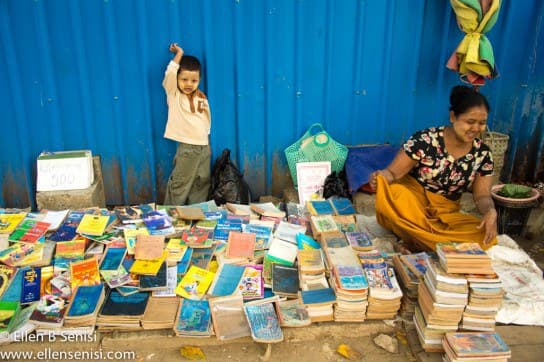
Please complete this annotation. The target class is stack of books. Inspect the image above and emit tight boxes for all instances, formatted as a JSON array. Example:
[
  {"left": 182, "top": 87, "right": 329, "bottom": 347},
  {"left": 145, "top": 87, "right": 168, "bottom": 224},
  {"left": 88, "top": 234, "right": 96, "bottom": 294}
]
[
  {"left": 63, "top": 284, "right": 105, "bottom": 329},
  {"left": 415, "top": 261, "right": 468, "bottom": 352},
  {"left": 140, "top": 296, "right": 179, "bottom": 330},
  {"left": 321, "top": 234, "right": 368, "bottom": 322},
  {"left": 359, "top": 250, "right": 402, "bottom": 319},
  {"left": 297, "top": 248, "right": 328, "bottom": 291},
  {"left": 442, "top": 332, "right": 511, "bottom": 362},
  {"left": 461, "top": 273, "right": 504, "bottom": 332},
  {"left": 391, "top": 254, "right": 421, "bottom": 319},
  {"left": 437, "top": 242, "right": 495, "bottom": 275},
  {"left": 173, "top": 298, "right": 213, "bottom": 337},
  {"left": 300, "top": 287, "right": 336, "bottom": 322},
  {"left": 96, "top": 290, "right": 149, "bottom": 331}
]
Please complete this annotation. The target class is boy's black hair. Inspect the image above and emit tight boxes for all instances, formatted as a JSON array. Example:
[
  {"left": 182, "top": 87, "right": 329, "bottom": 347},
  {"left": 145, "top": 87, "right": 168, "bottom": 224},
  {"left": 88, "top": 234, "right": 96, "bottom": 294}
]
[{"left": 178, "top": 55, "right": 201, "bottom": 75}]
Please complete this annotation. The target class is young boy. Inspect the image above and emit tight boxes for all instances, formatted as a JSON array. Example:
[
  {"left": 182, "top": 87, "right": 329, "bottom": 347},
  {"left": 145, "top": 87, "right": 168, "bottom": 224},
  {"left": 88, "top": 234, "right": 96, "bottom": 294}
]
[{"left": 163, "top": 42, "right": 211, "bottom": 206}]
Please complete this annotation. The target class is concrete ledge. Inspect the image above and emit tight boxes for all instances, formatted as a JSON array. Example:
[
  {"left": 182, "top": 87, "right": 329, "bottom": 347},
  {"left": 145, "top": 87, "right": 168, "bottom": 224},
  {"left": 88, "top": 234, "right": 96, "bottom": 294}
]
[{"left": 99, "top": 320, "right": 395, "bottom": 347}]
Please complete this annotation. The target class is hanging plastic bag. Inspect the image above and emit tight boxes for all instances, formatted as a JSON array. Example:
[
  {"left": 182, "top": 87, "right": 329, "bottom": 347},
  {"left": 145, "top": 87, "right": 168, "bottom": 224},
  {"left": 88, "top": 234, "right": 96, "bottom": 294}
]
[{"left": 208, "top": 149, "right": 252, "bottom": 205}]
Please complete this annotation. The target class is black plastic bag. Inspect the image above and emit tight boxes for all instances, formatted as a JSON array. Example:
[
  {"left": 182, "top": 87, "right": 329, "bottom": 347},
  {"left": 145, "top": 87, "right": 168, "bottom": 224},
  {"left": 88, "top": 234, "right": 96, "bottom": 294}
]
[
  {"left": 323, "top": 170, "right": 350, "bottom": 199},
  {"left": 208, "top": 149, "right": 252, "bottom": 205}
]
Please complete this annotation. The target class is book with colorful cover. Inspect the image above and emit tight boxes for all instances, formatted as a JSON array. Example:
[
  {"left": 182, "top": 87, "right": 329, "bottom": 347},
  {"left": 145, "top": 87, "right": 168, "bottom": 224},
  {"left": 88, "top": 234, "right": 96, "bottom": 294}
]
[
  {"left": 0, "top": 301, "right": 21, "bottom": 333},
  {"left": 175, "top": 266, "right": 215, "bottom": 300},
  {"left": 99, "top": 247, "right": 127, "bottom": 271},
  {"left": 244, "top": 224, "right": 273, "bottom": 250},
  {"left": 333, "top": 215, "right": 357, "bottom": 233},
  {"left": 400, "top": 252, "right": 430, "bottom": 279},
  {"left": 139, "top": 262, "right": 168, "bottom": 291},
  {"left": 207, "top": 263, "right": 246, "bottom": 297},
  {"left": 226, "top": 231, "right": 256, "bottom": 259},
  {"left": 181, "top": 227, "right": 213, "bottom": 248},
  {"left": 272, "top": 264, "right": 299, "bottom": 297},
  {"left": 165, "top": 238, "right": 188, "bottom": 264},
  {"left": 142, "top": 210, "right": 175, "bottom": 236},
  {"left": 66, "top": 283, "right": 105, "bottom": 318},
  {"left": 443, "top": 332, "right": 511, "bottom": 358},
  {"left": 436, "top": 242, "right": 488, "bottom": 259},
  {"left": 20, "top": 267, "right": 41, "bottom": 304},
  {"left": 334, "top": 265, "right": 368, "bottom": 290},
  {"left": 99, "top": 289, "right": 150, "bottom": 318},
  {"left": 70, "top": 258, "right": 101, "bottom": 290},
  {"left": 174, "top": 298, "right": 212, "bottom": 336},
  {"left": 29, "top": 295, "right": 67, "bottom": 328},
  {"left": 53, "top": 239, "right": 86, "bottom": 272},
  {"left": 114, "top": 204, "right": 154, "bottom": 224},
  {"left": 9, "top": 219, "right": 51, "bottom": 243},
  {"left": 249, "top": 202, "right": 286, "bottom": 218},
  {"left": 239, "top": 264, "right": 264, "bottom": 300},
  {"left": 330, "top": 197, "right": 356, "bottom": 215},
  {"left": 0, "top": 243, "right": 40, "bottom": 267},
  {"left": 0, "top": 265, "right": 17, "bottom": 299},
  {"left": 300, "top": 287, "right": 336, "bottom": 306},
  {"left": 0, "top": 213, "right": 26, "bottom": 234},
  {"left": 177, "top": 248, "right": 193, "bottom": 275},
  {"left": 75, "top": 214, "right": 109, "bottom": 236},
  {"left": 275, "top": 298, "right": 311, "bottom": 327},
  {"left": 194, "top": 218, "right": 218, "bottom": 230},
  {"left": 123, "top": 227, "right": 150, "bottom": 255},
  {"left": 243, "top": 297, "right": 283, "bottom": 343},
  {"left": 189, "top": 245, "right": 216, "bottom": 271},
  {"left": 134, "top": 234, "right": 165, "bottom": 260},
  {"left": 47, "top": 210, "right": 88, "bottom": 242},
  {"left": 100, "top": 265, "right": 132, "bottom": 289},
  {"left": 306, "top": 200, "right": 335, "bottom": 216},
  {"left": 129, "top": 250, "right": 168, "bottom": 275},
  {"left": 0, "top": 268, "right": 24, "bottom": 303},
  {"left": 345, "top": 231, "right": 373, "bottom": 251}
]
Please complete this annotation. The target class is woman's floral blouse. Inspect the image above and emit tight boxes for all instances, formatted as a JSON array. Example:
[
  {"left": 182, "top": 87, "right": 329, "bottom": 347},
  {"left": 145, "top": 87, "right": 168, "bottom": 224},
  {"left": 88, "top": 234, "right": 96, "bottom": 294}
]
[{"left": 403, "top": 126, "right": 494, "bottom": 201}]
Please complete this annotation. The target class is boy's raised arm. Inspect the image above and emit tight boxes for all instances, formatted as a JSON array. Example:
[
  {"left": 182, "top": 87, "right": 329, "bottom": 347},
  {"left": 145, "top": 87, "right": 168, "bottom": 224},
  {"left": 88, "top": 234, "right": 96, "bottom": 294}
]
[{"left": 163, "top": 43, "right": 184, "bottom": 93}]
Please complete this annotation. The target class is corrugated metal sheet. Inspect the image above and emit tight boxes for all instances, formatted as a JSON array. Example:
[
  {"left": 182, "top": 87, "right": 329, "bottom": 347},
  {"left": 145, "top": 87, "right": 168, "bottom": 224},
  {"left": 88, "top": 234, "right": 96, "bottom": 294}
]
[{"left": 1, "top": 0, "right": 543, "bottom": 208}]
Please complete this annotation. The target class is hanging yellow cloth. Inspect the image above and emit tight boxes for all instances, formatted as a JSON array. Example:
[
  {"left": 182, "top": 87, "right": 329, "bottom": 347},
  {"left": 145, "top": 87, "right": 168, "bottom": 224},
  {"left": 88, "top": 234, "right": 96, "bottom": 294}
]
[
  {"left": 447, "top": 0, "right": 501, "bottom": 85},
  {"left": 375, "top": 175, "right": 497, "bottom": 251}
]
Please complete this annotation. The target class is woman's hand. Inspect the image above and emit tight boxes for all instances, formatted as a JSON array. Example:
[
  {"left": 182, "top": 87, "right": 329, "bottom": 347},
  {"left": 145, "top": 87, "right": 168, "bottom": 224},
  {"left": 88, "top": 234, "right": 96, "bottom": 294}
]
[{"left": 477, "top": 208, "right": 497, "bottom": 246}]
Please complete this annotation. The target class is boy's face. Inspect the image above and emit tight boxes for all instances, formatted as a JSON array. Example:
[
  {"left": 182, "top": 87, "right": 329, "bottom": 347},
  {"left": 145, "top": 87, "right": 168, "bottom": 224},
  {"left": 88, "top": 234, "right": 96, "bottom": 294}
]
[{"left": 177, "top": 69, "right": 200, "bottom": 95}]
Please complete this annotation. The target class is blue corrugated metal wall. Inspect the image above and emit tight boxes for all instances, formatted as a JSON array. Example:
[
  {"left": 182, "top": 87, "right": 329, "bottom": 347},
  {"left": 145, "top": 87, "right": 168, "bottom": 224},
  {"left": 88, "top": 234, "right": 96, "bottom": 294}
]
[{"left": 1, "top": 0, "right": 543, "bottom": 208}]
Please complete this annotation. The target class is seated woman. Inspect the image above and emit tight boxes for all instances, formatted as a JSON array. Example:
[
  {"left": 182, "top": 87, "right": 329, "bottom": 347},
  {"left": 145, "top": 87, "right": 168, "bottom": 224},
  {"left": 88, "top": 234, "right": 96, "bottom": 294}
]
[{"left": 369, "top": 85, "right": 497, "bottom": 251}]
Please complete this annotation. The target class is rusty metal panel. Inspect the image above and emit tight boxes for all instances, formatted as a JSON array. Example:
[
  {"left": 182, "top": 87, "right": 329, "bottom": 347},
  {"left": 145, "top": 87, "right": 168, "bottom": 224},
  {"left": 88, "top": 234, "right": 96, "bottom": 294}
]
[{"left": 1, "top": 0, "right": 543, "bottom": 208}]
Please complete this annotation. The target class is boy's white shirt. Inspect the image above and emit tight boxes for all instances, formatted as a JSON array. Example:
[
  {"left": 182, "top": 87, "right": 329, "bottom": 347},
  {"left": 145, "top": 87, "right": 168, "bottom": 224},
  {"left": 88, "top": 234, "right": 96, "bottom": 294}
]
[{"left": 163, "top": 61, "right": 211, "bottom": 145}]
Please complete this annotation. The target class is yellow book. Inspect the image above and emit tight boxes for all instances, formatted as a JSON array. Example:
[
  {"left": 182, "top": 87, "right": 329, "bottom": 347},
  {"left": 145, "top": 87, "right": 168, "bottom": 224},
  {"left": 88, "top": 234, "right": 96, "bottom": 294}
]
[
  {"left": 0, "top": 213, "right": 27, "bottom": 234},
  {"left": 123, "top": 227, "right": 150, "bottom": 255},
  {"left": 175, "top": 265, "right": 215, "bottom": 300},
  {"left": 129, "top": 250, "right": 168, "bottom": 275},
  {"left": 165, "top": 238, "right": 188, "bottom": 264},
  {"left": 75, "top": 214, "right": 109, "bottom": 236}
]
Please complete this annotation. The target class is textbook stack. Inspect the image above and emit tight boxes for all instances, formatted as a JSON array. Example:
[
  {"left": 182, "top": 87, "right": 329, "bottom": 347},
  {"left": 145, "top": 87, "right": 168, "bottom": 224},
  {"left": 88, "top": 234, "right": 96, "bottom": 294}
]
[
  {"left": 391, "top": 253, "right": 425, "bottom": 319},
  {"left": 442, "top": 332, "right": 511, "bottom": 362},
  {"left": 460, "top": 273, "right": 504, "bottom": 332},
  {"left": 321, "top": 234, "right": 368, "bottom": 322},
  {"left": 359, "top": 250, "right": 402, "bottom": 320},
  {"left": 414, "top": 261, "right": 468, "bottom": 352},
  {"left": 436, "top": 242, "right": 495, "bottom": 275}
]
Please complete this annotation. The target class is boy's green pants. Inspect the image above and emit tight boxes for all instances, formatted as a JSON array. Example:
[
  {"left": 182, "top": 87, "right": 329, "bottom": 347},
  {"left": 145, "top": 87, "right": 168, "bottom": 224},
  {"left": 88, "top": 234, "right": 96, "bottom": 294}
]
[{"left": 164, "top": 143, "right": 211, "bottom": 206}]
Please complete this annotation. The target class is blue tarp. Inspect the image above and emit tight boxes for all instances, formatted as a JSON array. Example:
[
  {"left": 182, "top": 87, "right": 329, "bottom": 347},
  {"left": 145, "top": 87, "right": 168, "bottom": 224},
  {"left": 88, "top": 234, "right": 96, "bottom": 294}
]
[{"left": 345, "top": 145, "right": 399, "bottom": 193}]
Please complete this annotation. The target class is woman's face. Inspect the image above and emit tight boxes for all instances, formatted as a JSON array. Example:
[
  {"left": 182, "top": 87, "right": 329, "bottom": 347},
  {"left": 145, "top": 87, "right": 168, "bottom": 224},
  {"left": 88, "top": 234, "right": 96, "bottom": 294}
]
[{"left": 450, "top": 104, "right": 488, "bottom": 143}]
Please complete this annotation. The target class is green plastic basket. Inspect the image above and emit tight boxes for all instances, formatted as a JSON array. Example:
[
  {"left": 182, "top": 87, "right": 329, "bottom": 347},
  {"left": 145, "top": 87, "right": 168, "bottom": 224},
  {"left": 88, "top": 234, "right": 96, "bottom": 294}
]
[{"left": 284, "top": 123, "right": 348, "bottom": 187}]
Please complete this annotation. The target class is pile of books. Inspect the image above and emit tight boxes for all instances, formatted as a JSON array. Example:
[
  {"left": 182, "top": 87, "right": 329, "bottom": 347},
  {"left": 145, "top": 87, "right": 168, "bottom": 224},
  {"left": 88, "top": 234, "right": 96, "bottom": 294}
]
[
  {"left": 442, "top": 332, "right": 511, "bottom": 361},
  {"left": 414, "top": 261, "right": 468, "bottom": 352},
  {"left": 437, "top": 242, "right": 495, "bottom": 275},
  {"left": 359, "top": 250, "right": 402, "bottom": 319},
  {"left": 461, "top": 273, "right": 504, "bottom": 332},
  {"left": 322, "top": 234, "right": 368, "bottom": 322},
  {"left": 391, "top": 252, "right": 429, "bottom": 319}
]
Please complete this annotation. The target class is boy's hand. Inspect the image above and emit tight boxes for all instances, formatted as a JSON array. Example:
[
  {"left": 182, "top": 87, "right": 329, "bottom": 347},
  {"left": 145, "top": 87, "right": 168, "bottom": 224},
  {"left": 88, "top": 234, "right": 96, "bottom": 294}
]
[{"left": 169, "top": 43, "right": 184, "bottom": 57}]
